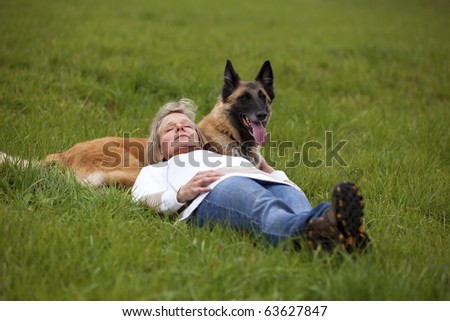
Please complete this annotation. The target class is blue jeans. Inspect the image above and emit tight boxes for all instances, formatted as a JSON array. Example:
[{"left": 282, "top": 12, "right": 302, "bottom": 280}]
[{"left": 190, "top": 176, "right": 330, "bottom": 247}]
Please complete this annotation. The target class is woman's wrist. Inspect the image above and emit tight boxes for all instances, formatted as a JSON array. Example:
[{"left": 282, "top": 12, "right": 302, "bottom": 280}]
[{"left": 176, "top": 187, "right": 184, "bottom": 203}]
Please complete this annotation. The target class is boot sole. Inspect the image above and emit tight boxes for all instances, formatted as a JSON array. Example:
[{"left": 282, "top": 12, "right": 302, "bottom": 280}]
[{"left": 332, "top": 181, "right": 370, "bottom": 252}]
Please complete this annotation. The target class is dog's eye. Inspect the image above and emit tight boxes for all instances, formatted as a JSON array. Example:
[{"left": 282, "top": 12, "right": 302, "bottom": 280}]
[
  {"left": 258, "top": 91, "right": 266, "bottom": 100},
  {"left": 240, "top": 92, "right": 251, "bottom": 100}
]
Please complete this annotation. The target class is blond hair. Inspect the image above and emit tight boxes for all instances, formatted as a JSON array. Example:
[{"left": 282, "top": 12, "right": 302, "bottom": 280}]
[{"left": 148, "top": 98, "right": 206, "bottom": 163}]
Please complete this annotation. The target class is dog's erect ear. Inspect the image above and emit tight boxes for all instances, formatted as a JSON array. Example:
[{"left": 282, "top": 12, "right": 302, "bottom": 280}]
[
  {"left": 222, "top": 60, "right": 241, "bottom": 101},
  {"left": 255, "top": 60, "right": 275, "bottom": 101}
]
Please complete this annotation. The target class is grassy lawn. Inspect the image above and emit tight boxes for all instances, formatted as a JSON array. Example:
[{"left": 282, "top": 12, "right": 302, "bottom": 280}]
[{"left": 0, "top": 0, "right": 449, "bottom": 300}]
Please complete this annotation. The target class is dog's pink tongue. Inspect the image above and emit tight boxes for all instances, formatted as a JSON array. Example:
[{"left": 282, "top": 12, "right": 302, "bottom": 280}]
[{"left": 251, "top": 122, "right": 267, "bottom": 145}]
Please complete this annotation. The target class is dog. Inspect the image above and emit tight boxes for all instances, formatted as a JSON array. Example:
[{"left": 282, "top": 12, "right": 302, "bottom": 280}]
[
  {"left": 198, "top": 60, "right": 274, "bottom": 165},
  {"left": 0, "top": 60, "right": 274, "bottom": 188}
]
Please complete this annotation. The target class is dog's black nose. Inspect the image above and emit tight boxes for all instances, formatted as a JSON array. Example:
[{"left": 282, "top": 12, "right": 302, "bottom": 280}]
[{"left": 256, "top": 112, "right": 268, "bottom": 121}]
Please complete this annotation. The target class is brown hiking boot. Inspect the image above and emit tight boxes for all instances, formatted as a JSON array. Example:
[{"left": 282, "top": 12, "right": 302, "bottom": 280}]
[{"left": 306, "top": 181, "right": 370, "bottom": 253}]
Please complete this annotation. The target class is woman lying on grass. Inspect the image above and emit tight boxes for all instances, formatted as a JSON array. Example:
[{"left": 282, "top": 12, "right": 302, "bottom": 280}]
[{"left": 132, "top": 98, "right": 370, "bottom": 252}]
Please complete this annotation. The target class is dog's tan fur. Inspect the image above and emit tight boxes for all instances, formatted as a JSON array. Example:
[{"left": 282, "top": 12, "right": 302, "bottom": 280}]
[
  {"left": 44, "top": 137, "right": 149, "bottom": 187},
  {"left": 1, "top": 60, "right": 274, "bottom": 188}
]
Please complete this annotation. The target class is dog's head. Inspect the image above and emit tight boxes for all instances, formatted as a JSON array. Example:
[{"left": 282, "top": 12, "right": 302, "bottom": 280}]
[{"left": 221, "top": 60, "right": 274, "bottom": 146}]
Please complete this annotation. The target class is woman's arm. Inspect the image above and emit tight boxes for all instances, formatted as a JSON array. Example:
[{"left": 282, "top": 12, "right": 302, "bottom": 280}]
[
  {"left": 132, "top": 165, "right": 185, "bottom": 214},
  {"left": 132, "top": 166, "right": 223, "bottom": 214}
]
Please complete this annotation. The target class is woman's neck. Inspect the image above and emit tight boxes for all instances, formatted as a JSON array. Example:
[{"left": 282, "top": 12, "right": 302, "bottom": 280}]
[{"left": 171, "top": 146, "right": 203, "bottom": 158}]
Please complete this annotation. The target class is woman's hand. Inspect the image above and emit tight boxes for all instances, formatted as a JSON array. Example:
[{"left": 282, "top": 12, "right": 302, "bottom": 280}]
[{"left": 177, "top": 170, "right": 224, "bottom": 203}]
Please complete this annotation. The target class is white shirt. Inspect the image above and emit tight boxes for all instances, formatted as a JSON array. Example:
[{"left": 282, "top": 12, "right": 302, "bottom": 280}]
[{"left": 132, "top": 150, "right": 300, "bottom": 220}]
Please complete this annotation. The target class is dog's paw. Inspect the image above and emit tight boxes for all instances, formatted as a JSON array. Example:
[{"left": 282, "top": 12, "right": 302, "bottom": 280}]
[
  {"left": 0, "top": 152, "right": 11, "bottom": 165},
  {"left": 82, "top": 171, "right": 106, "bottom": 188}
]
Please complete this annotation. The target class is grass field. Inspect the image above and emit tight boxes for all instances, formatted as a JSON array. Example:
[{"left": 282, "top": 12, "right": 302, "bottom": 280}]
[{"left": 0, "top": 0, "right": 449, "bottom": 300}]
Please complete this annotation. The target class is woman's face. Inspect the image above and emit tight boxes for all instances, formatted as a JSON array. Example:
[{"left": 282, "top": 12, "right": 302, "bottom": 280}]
[{"left": 159, "top": 112, "right": 200, "bottom": 160}]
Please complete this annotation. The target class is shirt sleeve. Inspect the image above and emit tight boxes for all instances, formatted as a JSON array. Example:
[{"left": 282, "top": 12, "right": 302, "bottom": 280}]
[
  {"left": 132, "top": 165, "right": 185, "bottom": 214},
  {"left": 160, "top": 188, "right": 185, "bottom": 212}
]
